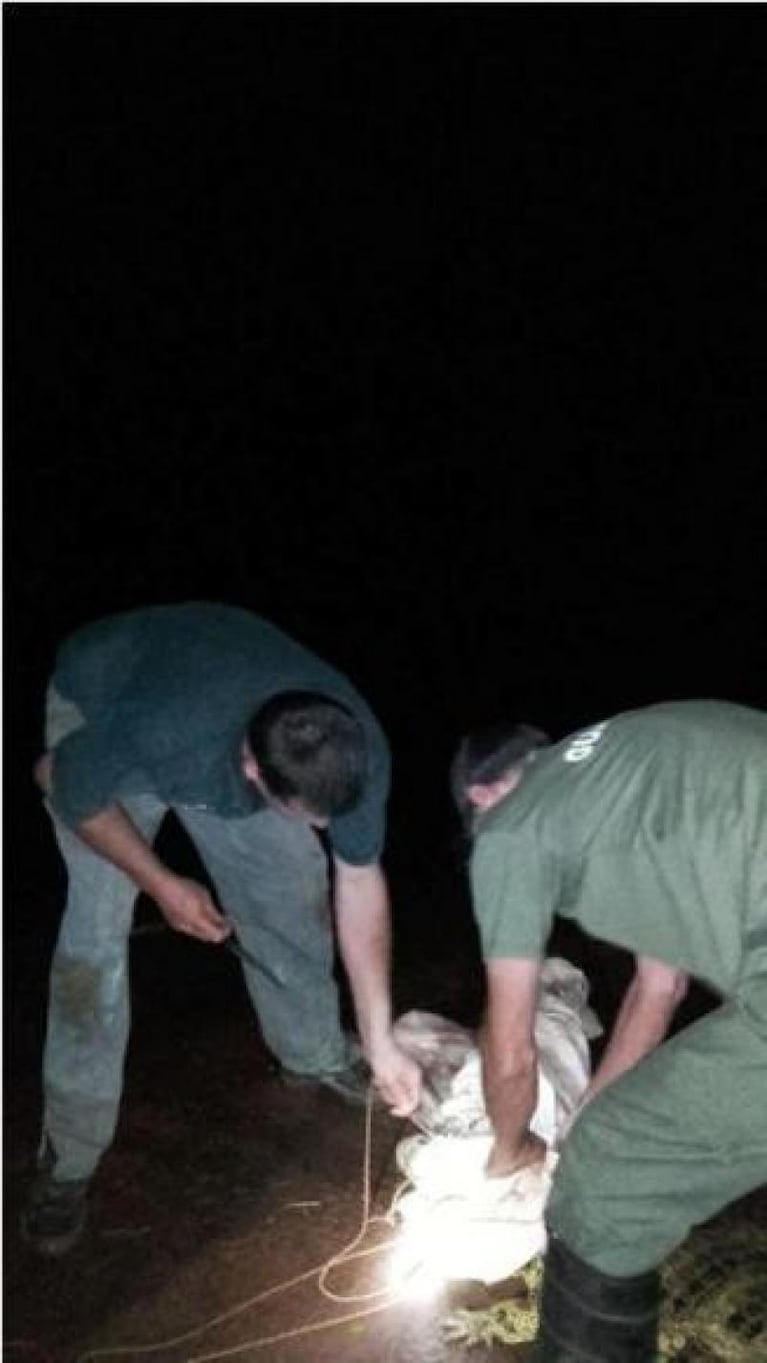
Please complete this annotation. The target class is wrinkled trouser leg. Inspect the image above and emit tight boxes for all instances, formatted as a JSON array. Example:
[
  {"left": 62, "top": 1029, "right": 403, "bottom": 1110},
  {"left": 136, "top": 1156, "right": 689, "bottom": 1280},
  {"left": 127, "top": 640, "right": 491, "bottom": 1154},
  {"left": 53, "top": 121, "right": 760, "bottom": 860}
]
[
  {"left": 41, "top": 795, "right": 167, "bottom": 1181},
  {"left": 546, "top": 991, "right": 767, "bottom": 1278},
  {"left": 178, "top": 805, "right": 349, "bottom": 1076}
]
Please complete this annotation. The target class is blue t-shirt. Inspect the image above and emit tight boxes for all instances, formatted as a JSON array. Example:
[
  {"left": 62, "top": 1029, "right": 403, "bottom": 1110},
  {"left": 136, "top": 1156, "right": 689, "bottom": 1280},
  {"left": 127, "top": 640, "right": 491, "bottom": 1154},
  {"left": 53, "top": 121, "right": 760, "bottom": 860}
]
[{"left": 49, "top": 602, "right": 390, "bottom": 865}]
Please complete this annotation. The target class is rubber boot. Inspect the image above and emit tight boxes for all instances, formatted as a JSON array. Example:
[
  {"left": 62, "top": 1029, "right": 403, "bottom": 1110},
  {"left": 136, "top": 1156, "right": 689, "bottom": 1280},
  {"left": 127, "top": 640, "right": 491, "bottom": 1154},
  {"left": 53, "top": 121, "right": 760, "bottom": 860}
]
[{"left": 531, "top": 1234, "right": 660, "bottom": 1362}]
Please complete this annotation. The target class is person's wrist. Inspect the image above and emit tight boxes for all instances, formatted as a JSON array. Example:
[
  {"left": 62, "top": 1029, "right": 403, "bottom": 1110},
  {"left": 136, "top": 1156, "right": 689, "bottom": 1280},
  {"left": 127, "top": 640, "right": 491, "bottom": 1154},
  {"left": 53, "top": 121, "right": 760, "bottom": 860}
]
[
  {"left": 366, "top": 1031, "right": 397, "bottom": 1066},
  {"left": 149, "top": 866, "right": 182, "bottom": 911}
]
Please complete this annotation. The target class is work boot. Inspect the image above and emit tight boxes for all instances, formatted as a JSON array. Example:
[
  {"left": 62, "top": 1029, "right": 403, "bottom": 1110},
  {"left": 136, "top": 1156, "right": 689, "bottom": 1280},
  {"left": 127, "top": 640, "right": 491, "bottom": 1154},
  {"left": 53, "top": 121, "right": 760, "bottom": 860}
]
[
  {"left": 531, "top": 1234, "right": 660, "bottom": 1362},
  {"left": 280, "top": 1055, "right": 372, "bottom": 1107},
  {"left": 21, "top": 1167, "right": 90, "bottom": 1257}
]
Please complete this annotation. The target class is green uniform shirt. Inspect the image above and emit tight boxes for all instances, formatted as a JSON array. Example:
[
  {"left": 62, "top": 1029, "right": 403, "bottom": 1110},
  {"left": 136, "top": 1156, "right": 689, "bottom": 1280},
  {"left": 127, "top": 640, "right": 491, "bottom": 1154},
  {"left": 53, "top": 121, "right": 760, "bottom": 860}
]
[
  {"left": 49, "top": 602, "right": 390, "bottom": 865},
  {"left": 470, "top": 702, "right": 767, "bottom": 999}
]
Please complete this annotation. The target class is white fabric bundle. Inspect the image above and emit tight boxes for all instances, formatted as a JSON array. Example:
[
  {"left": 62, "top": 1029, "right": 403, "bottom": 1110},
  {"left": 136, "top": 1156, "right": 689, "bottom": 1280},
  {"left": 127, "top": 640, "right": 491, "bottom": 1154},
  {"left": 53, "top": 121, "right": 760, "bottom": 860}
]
[{"left": 389, "top": 958, "right": 600, "bottom": 1285}]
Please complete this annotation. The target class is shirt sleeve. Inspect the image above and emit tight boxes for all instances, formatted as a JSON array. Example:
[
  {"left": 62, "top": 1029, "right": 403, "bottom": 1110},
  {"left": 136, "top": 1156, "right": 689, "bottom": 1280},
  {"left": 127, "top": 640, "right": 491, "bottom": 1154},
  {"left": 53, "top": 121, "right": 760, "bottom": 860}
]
[
  {"left": 49, "top": 723, "right": 132, "bottom": 826},
  {"left": 327, "top": 725, "right": 391, "bottom": 866},
  {"left": 470, "top": 826, "right": 555, "bottom": 959}
]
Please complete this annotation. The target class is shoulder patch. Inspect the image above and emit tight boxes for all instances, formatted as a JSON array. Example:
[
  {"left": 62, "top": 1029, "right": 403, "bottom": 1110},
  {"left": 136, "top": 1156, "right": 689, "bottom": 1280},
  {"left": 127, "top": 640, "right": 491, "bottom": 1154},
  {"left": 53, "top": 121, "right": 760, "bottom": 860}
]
[{"left": 563, "top": 721, "right": 609, "bottom": 764}]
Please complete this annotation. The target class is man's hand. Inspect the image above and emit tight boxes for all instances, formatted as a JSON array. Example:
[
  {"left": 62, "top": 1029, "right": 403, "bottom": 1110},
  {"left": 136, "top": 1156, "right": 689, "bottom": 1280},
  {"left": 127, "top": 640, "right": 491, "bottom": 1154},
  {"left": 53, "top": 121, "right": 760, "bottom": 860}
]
[
  {"left": 369, "top": 1036, "right": 422, "bottom": 1116},
  {"left": 486, "top": 1131, "right": 547, "bottom": 1179},
  {"left": 333, "top": 860, "right": 422, "bottom": 1114},
  {"left": 156, "top": 876, "right": 232, "bottom": 943},
  {"left": 58, "top": 801, "right": 230, "bottom": 945}
]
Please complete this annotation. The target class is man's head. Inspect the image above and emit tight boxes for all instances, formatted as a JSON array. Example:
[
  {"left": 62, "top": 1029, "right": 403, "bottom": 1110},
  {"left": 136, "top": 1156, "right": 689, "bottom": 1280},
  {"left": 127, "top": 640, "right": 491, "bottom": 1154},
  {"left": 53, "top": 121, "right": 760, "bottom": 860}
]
[
  {"left": 243, "top": 691, "right": 367, "bottom": 824},
  {"left": 450, "top": 723, "right": 550, "bottom": 831}
]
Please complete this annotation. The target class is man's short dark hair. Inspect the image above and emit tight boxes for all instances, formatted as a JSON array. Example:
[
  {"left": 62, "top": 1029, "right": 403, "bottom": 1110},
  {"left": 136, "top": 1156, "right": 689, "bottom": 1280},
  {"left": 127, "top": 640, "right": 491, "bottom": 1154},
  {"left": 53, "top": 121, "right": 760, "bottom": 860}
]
[
  {"left": 450, "top": 723, "right": 551, "bottom": 827},
  {"left": 247, "top": 691, "right": 367, "bottom": 817}
]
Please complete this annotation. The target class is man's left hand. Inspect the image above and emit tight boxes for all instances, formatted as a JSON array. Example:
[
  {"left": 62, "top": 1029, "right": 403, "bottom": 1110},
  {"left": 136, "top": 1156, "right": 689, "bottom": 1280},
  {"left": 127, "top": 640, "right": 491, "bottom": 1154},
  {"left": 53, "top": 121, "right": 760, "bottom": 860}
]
[{"left": 369, "top": 1038, "right": 422, "bottom": 1116}]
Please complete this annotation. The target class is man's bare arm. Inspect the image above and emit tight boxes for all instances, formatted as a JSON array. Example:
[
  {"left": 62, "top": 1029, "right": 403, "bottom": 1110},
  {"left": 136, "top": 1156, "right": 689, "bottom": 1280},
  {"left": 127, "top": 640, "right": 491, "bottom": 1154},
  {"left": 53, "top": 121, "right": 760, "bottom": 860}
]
[
  {"left": 482, "top": 957, "right": 546, "bottom": 1175},
  {"left": 333, "top": 857, "right": 421, "bottom": 1115},
  {"left": 37, "top": 753, "right": 230, "bottom": 941},
  {"left": 584, "top": 955, "right": 687, "bottom": 1102},
  {"left": 75, "top": 805, "right": 230, "bottom": 940}
]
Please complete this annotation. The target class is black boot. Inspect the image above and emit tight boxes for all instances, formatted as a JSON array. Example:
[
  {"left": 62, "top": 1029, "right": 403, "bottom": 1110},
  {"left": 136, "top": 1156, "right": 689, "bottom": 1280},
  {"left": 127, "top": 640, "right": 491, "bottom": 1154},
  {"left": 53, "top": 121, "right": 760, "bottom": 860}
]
[
  {"left": 20, "top": 1139, "right": 90, "bottom": 1258},
  {"left": 21, "top": 1170, "right": 89, "bottom": 1256},
  {"left": 531, "top": 1234, "right": 660, "bottom": 1362}
]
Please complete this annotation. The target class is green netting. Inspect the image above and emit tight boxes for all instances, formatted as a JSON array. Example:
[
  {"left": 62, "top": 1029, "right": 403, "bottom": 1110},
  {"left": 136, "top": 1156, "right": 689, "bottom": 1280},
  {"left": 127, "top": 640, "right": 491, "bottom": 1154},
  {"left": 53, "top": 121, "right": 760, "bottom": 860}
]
[
  {"left": 658, "top": 1219, "right": 767, "bottom": 1362},
  {"left": 442, "top": 1259, "right": 542, "bottom": 1350},
  {"left": 441, "top": 1215, "right": 767, "bottom": 1360}
]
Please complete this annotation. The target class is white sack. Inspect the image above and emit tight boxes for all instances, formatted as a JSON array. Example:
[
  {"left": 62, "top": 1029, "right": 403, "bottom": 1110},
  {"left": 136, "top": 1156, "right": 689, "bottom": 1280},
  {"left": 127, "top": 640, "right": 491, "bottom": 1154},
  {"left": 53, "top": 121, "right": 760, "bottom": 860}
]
[{"left": 388, "top": 957, "right": 600, "bottom": 1286}]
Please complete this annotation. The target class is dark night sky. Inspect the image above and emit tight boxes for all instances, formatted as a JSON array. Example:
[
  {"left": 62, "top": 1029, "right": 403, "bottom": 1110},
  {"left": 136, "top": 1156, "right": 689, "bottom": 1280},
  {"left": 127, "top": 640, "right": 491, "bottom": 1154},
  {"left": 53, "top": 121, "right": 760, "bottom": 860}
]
[{"left": 6, "top": 4, "right": 767, "bottom": 870}]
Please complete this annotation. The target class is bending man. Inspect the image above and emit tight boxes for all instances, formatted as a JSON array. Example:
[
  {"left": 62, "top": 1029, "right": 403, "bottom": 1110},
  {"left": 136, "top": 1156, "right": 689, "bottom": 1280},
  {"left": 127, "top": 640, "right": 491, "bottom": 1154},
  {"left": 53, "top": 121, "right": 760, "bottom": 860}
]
[
  {"left": 453, "top": 703, "right": 767, "bottom": 1362},
  {"left": 24, "top": 601, "right": 421, "bottom": 1256}
]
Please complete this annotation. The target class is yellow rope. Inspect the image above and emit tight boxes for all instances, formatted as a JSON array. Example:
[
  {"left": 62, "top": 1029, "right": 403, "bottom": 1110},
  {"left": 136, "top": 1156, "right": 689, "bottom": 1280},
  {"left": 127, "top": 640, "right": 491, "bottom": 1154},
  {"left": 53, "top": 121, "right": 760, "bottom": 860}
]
[{"left": 77, "top": 1085, "right": 411, "bottom": 1363}]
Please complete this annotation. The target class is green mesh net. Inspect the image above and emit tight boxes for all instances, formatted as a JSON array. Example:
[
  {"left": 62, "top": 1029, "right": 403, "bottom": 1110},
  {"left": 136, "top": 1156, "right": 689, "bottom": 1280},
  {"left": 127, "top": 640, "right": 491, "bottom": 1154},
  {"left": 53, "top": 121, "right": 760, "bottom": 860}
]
[
  {"left": 657, "top": 1218, "right": 767, "bottom": 1362},
  {"left": 441, "top": 1212, "right": 767, "bottom": 1360}
]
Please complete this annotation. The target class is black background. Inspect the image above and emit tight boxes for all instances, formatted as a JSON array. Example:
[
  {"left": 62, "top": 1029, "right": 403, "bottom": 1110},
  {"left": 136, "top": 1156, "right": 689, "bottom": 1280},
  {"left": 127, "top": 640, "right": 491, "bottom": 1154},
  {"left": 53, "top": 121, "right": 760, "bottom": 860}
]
[{"left": 6, "top": 5, "right": 767, "bottom": 970}]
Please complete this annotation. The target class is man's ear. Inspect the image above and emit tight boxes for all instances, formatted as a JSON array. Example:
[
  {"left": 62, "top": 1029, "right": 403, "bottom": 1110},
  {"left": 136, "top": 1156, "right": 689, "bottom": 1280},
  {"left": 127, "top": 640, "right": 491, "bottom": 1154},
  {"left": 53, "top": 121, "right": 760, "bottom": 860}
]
[
  {"left": 467, "top": 769, "right": 523, "bottom": 811},
  {"left": 34, "top": 752, "right": 55, "bottom": 796},
  {"left": 241, "top": 742, "right": 261, "bottom": 785},
  {"left": 466, "top": 782, "right": 497, "bottom": 810}
]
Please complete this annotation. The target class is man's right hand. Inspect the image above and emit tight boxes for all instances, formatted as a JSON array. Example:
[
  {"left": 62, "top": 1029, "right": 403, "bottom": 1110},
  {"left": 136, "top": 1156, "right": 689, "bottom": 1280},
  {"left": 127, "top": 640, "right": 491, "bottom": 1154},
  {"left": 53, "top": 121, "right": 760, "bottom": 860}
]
[
  {"left": 369, "top": 1036, "right": 423, "bottom": 1116},
  {"left": 486, "top": 1131, "right": 548, "bottom": 1179},
  {"left": 71, "top": 804, "right": 232, "bottom": 944},
  {"left": 157, "top": 876, "right": 232, "bottom": 942}
]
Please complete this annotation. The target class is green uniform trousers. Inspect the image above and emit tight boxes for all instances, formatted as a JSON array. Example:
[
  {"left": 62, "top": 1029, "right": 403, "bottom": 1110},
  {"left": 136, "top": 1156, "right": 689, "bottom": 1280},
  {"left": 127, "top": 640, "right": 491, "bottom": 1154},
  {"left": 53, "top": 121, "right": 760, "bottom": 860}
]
[{"left": 547, "top": 974, "right": 767, "bottom": 1277}]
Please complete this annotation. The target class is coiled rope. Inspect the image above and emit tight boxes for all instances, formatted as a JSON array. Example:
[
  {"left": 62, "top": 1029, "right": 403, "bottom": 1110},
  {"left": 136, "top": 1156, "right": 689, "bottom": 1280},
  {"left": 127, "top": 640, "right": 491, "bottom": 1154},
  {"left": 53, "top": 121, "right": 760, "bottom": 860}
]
[{"left": 75, "top": 1084, "right": 415, "bottom": 1363}]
